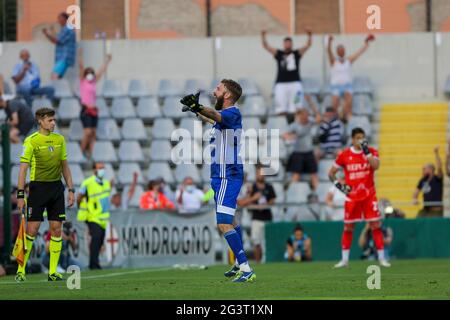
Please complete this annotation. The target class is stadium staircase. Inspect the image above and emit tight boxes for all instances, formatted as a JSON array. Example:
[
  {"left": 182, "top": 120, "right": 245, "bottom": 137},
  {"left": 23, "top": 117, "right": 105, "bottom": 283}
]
[{"left": 375, "top": 102, "right": 448, "bottom": 218}]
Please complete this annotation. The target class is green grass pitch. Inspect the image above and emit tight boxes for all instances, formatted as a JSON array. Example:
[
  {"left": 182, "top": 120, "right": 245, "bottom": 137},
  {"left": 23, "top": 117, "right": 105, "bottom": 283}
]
[{"left": 0, "top": 259, "right": 449, "bottom": 300}]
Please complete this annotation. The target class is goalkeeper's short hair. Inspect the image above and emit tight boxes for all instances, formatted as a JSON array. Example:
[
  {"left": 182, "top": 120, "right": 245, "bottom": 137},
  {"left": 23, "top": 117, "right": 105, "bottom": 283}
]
[
  {"left": 351, "top": 127, "right": 365, "bottom": 137},
  {"left": 221, "top": 79, "right": 242, "bottom": 103}
]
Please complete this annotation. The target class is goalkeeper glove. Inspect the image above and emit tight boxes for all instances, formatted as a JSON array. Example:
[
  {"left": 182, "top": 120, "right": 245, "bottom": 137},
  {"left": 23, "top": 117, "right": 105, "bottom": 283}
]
[
  {"left": 180, "top": 92, "right": 203, "bottom": 114},
  {"left": 334, "top": 180, "right": 352, "bottom": 195},
  {"left": 360, "top": 140, "right": 371, "bottom": 156}
]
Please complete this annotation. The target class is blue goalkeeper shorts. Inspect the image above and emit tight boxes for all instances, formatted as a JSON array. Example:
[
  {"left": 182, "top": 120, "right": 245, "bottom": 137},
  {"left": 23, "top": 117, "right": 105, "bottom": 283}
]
[{"left": 211, "top": 178, "right": 243, "bottom": 225}]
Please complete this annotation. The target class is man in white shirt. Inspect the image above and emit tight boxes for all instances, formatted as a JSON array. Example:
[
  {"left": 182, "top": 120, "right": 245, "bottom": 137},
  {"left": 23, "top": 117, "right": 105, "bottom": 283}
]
[{"left": 176, "top": 177, "right": 205, "bottom": 214}]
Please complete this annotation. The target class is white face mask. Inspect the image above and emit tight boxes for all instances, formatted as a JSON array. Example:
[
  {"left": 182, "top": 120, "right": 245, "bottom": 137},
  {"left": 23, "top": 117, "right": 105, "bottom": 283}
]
[
  {"left": 185, "top": 185, "right": 195, "bottom": 193},
  {"left": 86, "top": 73, "right": 95, "bottom": 82},
  {"left": 96, "top": 168, "right": 105, "bottom": 179}
]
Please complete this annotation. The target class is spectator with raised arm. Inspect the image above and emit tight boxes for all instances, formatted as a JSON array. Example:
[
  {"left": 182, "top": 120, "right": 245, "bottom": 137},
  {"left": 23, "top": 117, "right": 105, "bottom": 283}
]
[
  {"left": 413, "top": 146, "right": 443, "bottom": 217},
  {"left": 175, "top": 177, "right": 205, "bottom": 214},
  {"left": 327, "top": 34, "right": 374, "bottom": 122},
  {"left": 111, "top": 172, "right": 138, "bottom": 211},
  {"left": 140, "top": 180, "right": 175, "bottom": 211},
  {"left": 262, "top": 29, "right": 313, "bottom": 116}
]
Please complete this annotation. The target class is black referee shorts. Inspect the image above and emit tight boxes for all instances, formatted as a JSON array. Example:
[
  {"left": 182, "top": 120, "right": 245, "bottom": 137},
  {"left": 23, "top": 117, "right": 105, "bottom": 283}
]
[{"left": 27, "top": 181, "right": 66, "bottom": 222}]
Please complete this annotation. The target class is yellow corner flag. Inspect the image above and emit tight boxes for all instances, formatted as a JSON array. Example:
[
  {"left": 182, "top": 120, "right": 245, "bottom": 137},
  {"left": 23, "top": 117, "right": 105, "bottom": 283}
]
[{"left": 12, "top": 213, "right": 27, "bottom": 267}]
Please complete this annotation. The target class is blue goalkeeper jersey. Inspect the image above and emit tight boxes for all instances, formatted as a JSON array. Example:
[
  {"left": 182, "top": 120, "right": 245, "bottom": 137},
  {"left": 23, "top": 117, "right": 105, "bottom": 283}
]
[{"left": 210, "top": 106, "right": 244, "bottom": 181}]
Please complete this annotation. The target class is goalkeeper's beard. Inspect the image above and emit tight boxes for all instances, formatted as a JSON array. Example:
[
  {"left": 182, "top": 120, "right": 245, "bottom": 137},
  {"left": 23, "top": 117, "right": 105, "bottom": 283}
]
[{"left": 214, "top": 95, "right": 224, "bottom": 110}]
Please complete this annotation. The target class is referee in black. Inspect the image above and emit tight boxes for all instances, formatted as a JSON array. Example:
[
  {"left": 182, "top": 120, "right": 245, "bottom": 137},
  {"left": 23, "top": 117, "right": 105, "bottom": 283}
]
[{"left": 15, "top": 107, "right": 75, "bottom": 282}]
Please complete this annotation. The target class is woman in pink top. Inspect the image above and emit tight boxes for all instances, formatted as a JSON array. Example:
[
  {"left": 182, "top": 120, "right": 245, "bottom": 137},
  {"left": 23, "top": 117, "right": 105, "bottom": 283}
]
[{"left": 78, "top": 48, "right": 112, "bottom": 158}]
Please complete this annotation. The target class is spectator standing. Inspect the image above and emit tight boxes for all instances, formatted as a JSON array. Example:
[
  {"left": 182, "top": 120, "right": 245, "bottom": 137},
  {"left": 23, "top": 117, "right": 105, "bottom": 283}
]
[
  {"left": 239, "top": 165, "right": 276, "bottom": 263},
  {"left": 314, "top": 106, "right": 344, "bottom": 161},
  {"left": 261, "top": 29, "right": 312, "bottom": 116},
  {"left": 110, "top": 172, "right": 138, "bottom": 210},
  {"left": 140, "top": 180, "right": 175, "bottom": 211},
  {"left": 42, "top": 12, "right": 76, "bottom": 80},
  {"left": 285, "top": 224, "right": 312, "bottom": 262},
  {"left": 0, "top": 97, "right": 35, "bottom": 143},
  {"left": 358, "top": 222, "right": 393, "bottom": 261},
  {"left": 176, "top": 177, "right": 205, "bottom": 214},
  {"left": 11, "top": 49, "right": 55, "bottom": 107},
  {"left": 282, "top": 108, "right": 320, "bottom": 190},
  {"left": 78, "top": 48, "right": 112, "bottom": 159},
  {"left": 413, "top": 146, "right": 443, "bottom": 217},
  {"left": 327, "top": 34, "right": 374, "bottom": 121}
]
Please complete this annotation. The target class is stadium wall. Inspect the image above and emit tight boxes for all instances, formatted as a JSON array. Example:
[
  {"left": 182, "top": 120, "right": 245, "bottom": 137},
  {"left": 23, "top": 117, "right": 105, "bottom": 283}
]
[{"left": 265, "top": 218, "right": 450, "bottom": 262}]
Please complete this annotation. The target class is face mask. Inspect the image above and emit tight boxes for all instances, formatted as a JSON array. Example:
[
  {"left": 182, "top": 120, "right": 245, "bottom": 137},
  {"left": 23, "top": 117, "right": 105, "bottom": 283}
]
[
  {"left": 86, "top": 73, "right": 95, "bottom": 82},
  {"left": 185, "top": 185, "right": 195, "bottom": 193},
  {"left": 96, "top": 168, "right": 105, "bottom": 179}
]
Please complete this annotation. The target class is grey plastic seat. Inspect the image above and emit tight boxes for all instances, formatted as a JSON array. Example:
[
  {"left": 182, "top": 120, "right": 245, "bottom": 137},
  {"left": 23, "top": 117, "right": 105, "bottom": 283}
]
[
  {"left": 96, "top": 97, "right": 110, "bottom": 118},
  {"left": 172, "top": 140, "right": 203, "bottom": 164},
  {"left": 238, "top": 77, "right": 259, "bottom": 96},
  {"left": 136, "top": 97, "right": 161, "bottom": 122},
  {"left": 179, "top": 118, "right": 203, "bottom": 141},
  {"left": 92, "top": 141, "right": 118, "bottom": 163},
  {"left": 96, "top": 118, "right": 121, "bottom": 142},
  {"left": 32, "top": 104, "right": 55, "bottom": 117},
  {"left": 121, "top": 118, "right": 147, "bottom": 142},
  {"left": 259, "top": 138, "right": 287, "bottom": 162},
  {"left": 128, "top": 79, "right": 152, "bottom": 98},
  {"left": 68, "top": 120, "right": 83, "bottom": 141},
  {"left": 149, "top": 140, "right": 172, "bottom": 161},
  {"left": 111, "top": 97, "right": 136, "bottom": 121},
  {"left": 242, "top": 96, "right": 267, "bottom": 117},
  {"left": 162, "top": 96, "right": 187, "bottom": 119},
  {"left": 101, "top": 79, "right": 125, "bottom": 98},
  {"left": 318, "top": 159, "right": 335, "bottom": 181},
  {"left": 353, "top": 76, "right": 374, "bottom": 96},
  {"left": 271, "top": 182, "right": 285, "bottom": 222},
  {"left": 117, "top": 162, "right": 144, "bottom": 185},
  {"left": 285, "top": 182, "right": 313, "bottom": 221},
  {"left": 302, "top": 77, "right": 321, "bottom": 96},
  {"left": 124, "top": 184, "right": 144, "bottom": 208},
  {"left": 32, "top": 97, "right": 52, "bottom": 110},
  {"left": 174, "top": 164, "right": 201, "bottom": 184},
  {"left": 151, "top": 118, "right": 176, "bottom": 140},
  {"left": 264, "top": 161, "right": 286, "bottom": 183},
  {"left": 11, "top": 165, "right": 30, "bottom": 187},
  {"left": 158, "top": 79, "right": 182, "bottom": 98},
  {"left": 104, "top": 163, "right": 116, "bottom": 181},
  {"left": 58, "top": 97, "right": 81, "bottom": 122},
  {"left": 352, "top": 94, "right": 373, "bottom": 116},
  {"left": 317, "top": 182, "right": 333, "bottom": 203},
  {"left": 118, "top": 140, "right": 145, "bottom": 162},
  {"left": 267, "top": 116, "right": 289, "bottom": 136},
  {"left": 242, "top": 117, "right": 263, "bottom": 132},
  {"left": 10, "top": 143, "right": 23, "bottom": 164},
  {"left": 347, "top": 116, "right": 371, "bottom": 137},
  {"left": 183, "top": 79, "right": 206, "bottom": 96},
  {"left": 68, "top": 164, "right": 85, "bottom": 187},
  {"left": 53, "top": 79, "right": 73, "bottom": 98},
  {"left": 243, "top": 164, "right": 256, "bottom": 182},
  {"left": 147, "top": 162, "right": 175, "bottom": 184},
  {"left": 201, "top": 165, "right": 210, "bottom": 183},
  {"left": 66, "top": 142, "right": 87, "bottom": 164}
]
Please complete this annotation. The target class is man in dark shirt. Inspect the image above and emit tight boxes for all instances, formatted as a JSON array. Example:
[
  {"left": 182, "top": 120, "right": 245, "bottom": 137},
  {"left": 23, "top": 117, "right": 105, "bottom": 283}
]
[
  {"left": 0, "top": 97, "right": 35, "bottom": 143},
  {"left": 239, "top": 165, "right": 276, "bottom": 263},
  {"left": 261, "top": 29, "right": 312, "bottom": 116},
  {"left": 413, "top": 146, "right": 443, "bottom": 217}
]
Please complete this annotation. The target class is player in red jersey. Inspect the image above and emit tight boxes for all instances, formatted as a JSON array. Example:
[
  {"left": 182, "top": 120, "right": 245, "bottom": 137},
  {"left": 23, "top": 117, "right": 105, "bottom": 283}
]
[{"left": 328, "top": 127, "right": 391, "bottom": 268}]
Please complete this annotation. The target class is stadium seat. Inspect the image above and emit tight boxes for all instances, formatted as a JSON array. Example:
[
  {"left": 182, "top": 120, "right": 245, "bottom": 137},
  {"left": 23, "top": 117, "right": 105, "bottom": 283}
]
[
  {"left": 124, "top": 184, "right": 144, "bottom": 208},
  {"left": 286, "top": 182, "right": 310, "bottom": 204},
  {"left": 320, "top": 94, "right": 333, "bottom": 114},
  {"left": 118, "top": 140, "right": 145, "bottom": 162},
  {"left": 68, "top": 119, "right": 83, "bottom": 141},
  {"left": 445, "top": 75, "right": 450, "bottom": 95},
  {"left": 57, "top": 97, "right": 81, "bottom": 122},
  {"left": 32, "top": 97, "right": 52, "bottom": 110},
  {"left": 243, "top": 163, "right": 256, "bottom": 182},
  {"left": 136, "top": 97, "right": 162, "bottom": 122},
  {"left": 266, "top": 116, "right": 289, "bottom": 136},
  {"left": 302, "top": 77, "right": 321, "bottom": 96},
  {"left": 11, "top": 165, "right": 30, "bottom": 187},
  {"left": 128, "top": 79, "right": 152, "bottom": 98},
  {"left": 183, "top": 79, "right": 207, "bottom": 96},
  {"left": 158, "top": 79, "right": 183, "bottom": 98},
  {"left": 117, "top": 162, "right": 145, "bottom": 185},
  {"left": 121, "top": 118, "right": 147, "bottom": 142},
  {"left": 68, "top": 164, "right": 85, "bottom": 187},
  {"left": 242, "top": 117, "right": 263, "bottom": 132},
  {"left": 147, "top": 162, "right": 175, "bottom": 184},
  {"left": 317, "top": 182, "right": 333, "bottom": 203},
  {"left": 10, "top": 143, "right": 22, "bottom": 165},
  {"left": 104, "top": 163, "right": 116, "bottom": 181},
  {"left": 149, "top": 140, "right": 172, "bottom": 161},
  {"left": 92, "top": 141, "right": 118, "bottom": 163},
  {"left": 96, "top": 97, "right": 111, "bottom": 118},
  {"left": 3, "top": 81, "right": 13, "bottom": 94},
  {"left": 200, "top": 165, "right": 210, "bottom": 183},
  {"left": 318, "top": 159, "right": 335, "bottom": 181},
  {"left": 101, "top": 79, "right": 125, "bottom": 98},
  {"left": 151, "top": 118, "right": 176, "bottom": 140},
  {"left": 353, "top": 76, "right": 374, "bottom": 96},
  {"left": 179, "top": 118, "right": 204, "bottom": 141},
  {"left": 352, "top": 94, "right": 373, "bottom": 116},
  {"left": 162, "top": 96, "right": 187, "bottom": 119},
  {"left": 172, "top": 140, "right": 203, "bottom": 164},
  {"left": 347, "top": 116, "right": 371, "bottom": 137},
  {"left": 66, "top": 142, "right": 87, "bottom": 164},
  {"left": 264, "top": 161, "right": 286, "bottom": 183},
  {"left": 242, "top": 95, "right": 267, "bottom": 117},
  {"left": 259, "top": 138, "right": 287, "bottom": 162},
  {"left": 53, "top": 79, "right": 73, "bottom": 98},
  {"left": 271, "top": 182, "right": 285, "bottom": 222},
  {"left": 174, "top": 164, "right": 201, "bottom": 184},
  {"left": 32, "top": 104, "right": 55, "bottom": 117},
  {"left": 238, "top": 77, "right": 260, "bottom": 96},
  {"left": 96, "top": 118, "right": 122, "bottom": 142},
  {"left": 111, "top": 97, "right": 136, "bottom": 121}
]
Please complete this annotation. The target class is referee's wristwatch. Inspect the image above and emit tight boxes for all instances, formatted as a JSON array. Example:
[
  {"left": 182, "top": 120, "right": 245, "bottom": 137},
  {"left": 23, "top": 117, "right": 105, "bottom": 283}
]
[{"left": 68, "top": 188, "right": 76, "bottom": 194}]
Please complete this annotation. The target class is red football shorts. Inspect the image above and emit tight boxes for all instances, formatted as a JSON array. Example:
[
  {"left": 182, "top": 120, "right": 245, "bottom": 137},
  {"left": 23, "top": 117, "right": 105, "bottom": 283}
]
[{"left": 344, "top": 193, "right": 381, "bottom": 223}]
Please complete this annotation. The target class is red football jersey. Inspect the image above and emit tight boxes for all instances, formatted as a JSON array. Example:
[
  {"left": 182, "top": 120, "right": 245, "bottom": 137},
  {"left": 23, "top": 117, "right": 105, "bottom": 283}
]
[{"left": 334, "top": 146, "right": 378, "bottom": 201}]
